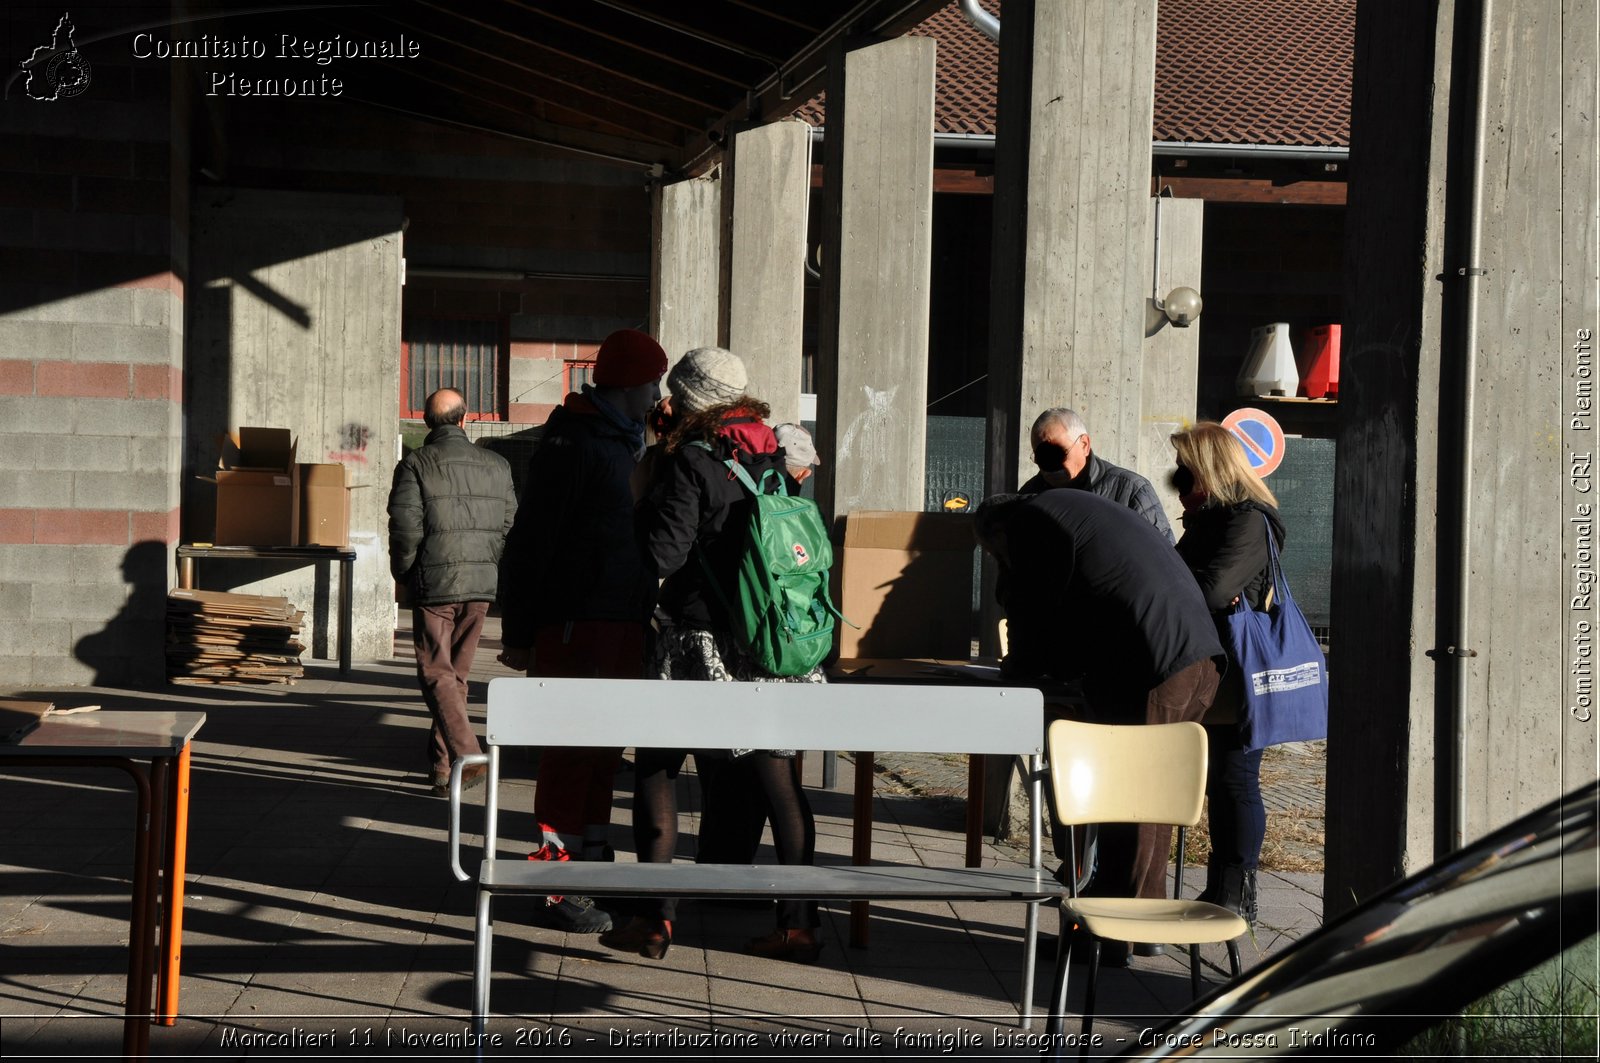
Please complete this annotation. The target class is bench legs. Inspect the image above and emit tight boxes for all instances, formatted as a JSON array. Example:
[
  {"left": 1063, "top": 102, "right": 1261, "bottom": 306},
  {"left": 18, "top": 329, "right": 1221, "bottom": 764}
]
[
  {"left": 472, "top": 890, "right": 493, "bottom": 1040},
  {"left": 1020, "top": 899, "right": 1040, "bottom": 1028}
]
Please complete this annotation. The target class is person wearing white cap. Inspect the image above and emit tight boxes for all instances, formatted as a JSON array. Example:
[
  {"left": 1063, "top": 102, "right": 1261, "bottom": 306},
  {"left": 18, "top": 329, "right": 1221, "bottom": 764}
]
[
  {"left": 773, "top": 423, "right": 821, "bottom": 484},
  {"left": 601, "top": 347, "right": 825, "bottom": 966}
]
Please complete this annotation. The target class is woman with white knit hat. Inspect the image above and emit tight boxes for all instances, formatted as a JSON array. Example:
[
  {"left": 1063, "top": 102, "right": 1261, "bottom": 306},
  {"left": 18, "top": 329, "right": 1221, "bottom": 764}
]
[{"left": 600, "top": 346, "right": 825, "bottom": 965}]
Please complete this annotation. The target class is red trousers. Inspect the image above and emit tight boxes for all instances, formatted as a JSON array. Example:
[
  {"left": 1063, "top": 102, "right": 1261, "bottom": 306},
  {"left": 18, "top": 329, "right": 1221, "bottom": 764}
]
[{"left": 530, "top": 620, "right": 645, "bottom": 845}]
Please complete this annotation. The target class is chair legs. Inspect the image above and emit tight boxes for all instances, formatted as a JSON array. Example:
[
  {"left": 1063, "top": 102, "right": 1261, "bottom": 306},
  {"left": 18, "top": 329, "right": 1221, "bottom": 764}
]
[
  {"left": 1047, "top": 921, "right": 1247, "bottom": 1059},
  {"left": 471, "top": 891, "right": 493, "bottom": 1040},
  {"left": 1079, "top": 940, "right": 1101, "bottom": 1060},
  {"left": 1046, "top": 919, "right": 1072, "bottom": 1037}
]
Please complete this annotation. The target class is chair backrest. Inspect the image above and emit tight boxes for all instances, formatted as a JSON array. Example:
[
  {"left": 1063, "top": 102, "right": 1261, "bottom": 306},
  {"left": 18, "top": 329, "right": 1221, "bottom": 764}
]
[{"left": 1046, "top": 719, "right": 1208, "bottom": 827}]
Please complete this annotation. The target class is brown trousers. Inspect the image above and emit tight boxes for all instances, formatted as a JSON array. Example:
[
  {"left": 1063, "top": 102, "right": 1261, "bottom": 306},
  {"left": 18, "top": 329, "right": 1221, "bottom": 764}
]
[
  {"left": 413, "top": 601, "right": 489, "bottom": 777},
  {"left": 1087, "top": 657, "right": 1220, "bottom": 901}
]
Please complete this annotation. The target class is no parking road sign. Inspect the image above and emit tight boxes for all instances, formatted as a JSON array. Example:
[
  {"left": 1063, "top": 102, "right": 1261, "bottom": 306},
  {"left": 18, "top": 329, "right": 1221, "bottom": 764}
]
[{"left": 1222, "top": 407, "right": 1286, "bottom": 477}]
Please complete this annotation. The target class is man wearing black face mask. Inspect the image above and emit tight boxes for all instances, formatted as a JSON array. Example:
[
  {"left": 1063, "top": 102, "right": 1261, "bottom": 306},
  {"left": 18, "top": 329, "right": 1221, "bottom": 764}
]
[{"left": 1019, "top": 407, "right": 1173, "bottom": 543}]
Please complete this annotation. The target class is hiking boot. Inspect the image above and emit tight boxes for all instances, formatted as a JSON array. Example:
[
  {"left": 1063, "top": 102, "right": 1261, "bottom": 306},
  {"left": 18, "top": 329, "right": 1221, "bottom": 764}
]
[{"left": 525, "top": 842, "right": 613, "bottom": 934}]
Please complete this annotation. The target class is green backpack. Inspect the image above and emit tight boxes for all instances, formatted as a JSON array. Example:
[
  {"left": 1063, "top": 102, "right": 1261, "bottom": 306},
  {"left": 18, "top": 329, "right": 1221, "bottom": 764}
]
[{"left": 695, "top": 449, "right": 841, "bottom": 677}]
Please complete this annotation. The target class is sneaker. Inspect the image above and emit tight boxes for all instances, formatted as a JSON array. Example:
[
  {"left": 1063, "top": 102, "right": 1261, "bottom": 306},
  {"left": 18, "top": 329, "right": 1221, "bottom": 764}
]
[{"left": 525, "top": 843, "right": 613, "bottom": 934}]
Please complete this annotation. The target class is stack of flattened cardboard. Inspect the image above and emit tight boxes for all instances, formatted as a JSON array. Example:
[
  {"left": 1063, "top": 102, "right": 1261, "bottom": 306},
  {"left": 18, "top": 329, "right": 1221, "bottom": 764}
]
[{"left": 166, "top": 588, "right": 305, "bottom": 685}]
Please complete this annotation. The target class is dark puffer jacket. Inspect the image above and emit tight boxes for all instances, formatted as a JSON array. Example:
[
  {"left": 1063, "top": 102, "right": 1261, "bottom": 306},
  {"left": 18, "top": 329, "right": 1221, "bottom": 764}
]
[
  {"left": 387, "top": 425, "right": 518, "bottom": 605},
  {"left": 638, "top": 416, "right": 790, "bottom": 632},
  {"left": 499, "top": 393, "right": 656, "bottom": 647},
  {"left": 1020, "top": 452, "right": 1174, "bottom": 543}
]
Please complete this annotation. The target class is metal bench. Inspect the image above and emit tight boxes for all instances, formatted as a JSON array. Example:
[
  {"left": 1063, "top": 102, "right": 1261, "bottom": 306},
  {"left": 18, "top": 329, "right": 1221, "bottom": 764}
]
[{"left": 447, "top": 676, "right": 1056, "bottom": 1034}]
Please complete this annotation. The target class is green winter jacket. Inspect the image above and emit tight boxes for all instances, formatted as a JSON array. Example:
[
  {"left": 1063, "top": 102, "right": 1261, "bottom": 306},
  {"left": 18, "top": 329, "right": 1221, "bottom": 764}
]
[{"left": 387, "top": 425, "right": 518, "bottom": 605}]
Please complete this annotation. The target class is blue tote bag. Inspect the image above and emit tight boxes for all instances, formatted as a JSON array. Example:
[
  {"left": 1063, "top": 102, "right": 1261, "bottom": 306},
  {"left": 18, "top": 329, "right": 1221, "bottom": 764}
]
[{"left": 1228, "top": 517, "right": 1328, "bottom": 751}]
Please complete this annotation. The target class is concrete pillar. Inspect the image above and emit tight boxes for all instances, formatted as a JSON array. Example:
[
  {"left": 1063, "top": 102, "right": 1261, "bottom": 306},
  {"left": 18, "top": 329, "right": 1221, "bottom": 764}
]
[
  {"left": 721, "top": 120, "right": 810, "bottom": 425},
  {"left": 186, "top": 189, "right": 403, "bottom": 664},
  {"left": 650, "top": 174, "right": 721, "bottom": 366},
  {"left": 813, "top": 37, "right": 937, "bottom": 518},
  {"left": 1328, "top": 0, "right": 1598, "bottom": 918},
  {"left": 1140, "top": 197, "right": 1204, "bottom": 527},
  {"left": 1561, "top": 0, "right": 1600, "bottom": 802},
  {"left": 984, "top": 0, "right": 1159, "bottom": 497},
  {"left": 1458, "top": 0, "right": 1588, "bottom": 830}
]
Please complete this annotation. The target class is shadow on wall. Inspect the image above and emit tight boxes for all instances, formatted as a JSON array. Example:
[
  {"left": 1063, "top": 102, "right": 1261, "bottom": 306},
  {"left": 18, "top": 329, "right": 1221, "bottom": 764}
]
[{"left": 73, "top": 540, "right": 168, "bottom": 688}]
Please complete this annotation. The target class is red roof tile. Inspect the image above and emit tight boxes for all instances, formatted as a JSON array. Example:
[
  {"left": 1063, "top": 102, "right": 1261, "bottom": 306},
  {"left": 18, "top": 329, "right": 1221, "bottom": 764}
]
[{"left": 793, "top": 0, "right": 1352, "bottom": 148}]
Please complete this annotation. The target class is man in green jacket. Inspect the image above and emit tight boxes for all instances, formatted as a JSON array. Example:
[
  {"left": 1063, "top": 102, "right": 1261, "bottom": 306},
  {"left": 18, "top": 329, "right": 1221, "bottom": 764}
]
[{"left": 388, "top": 388, "right": 518, "bottom": 796}]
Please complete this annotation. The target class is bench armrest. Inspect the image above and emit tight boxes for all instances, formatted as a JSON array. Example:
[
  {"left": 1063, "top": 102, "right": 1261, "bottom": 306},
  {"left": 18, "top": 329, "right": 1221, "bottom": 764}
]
[{"left": 448, "top": 753, "right": 490, "bottom": 882}]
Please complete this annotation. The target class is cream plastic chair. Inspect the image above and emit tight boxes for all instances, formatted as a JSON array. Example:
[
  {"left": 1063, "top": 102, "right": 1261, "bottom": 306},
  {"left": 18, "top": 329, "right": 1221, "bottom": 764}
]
[{"left": 1044, "top": 719, "right": 1246, "bottom": 1054}]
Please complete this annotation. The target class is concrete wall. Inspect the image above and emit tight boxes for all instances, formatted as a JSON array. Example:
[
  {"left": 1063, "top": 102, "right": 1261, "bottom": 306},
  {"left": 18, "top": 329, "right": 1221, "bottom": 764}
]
[
  {"left": 216, "top": 101, "right": 650, "bottom": 429},
  {"left": 651, "top": 175, "right": 722, "bottom": 368},
  {"left": 1561, "top": 0, "right": 1600, "bottom": 802},
  {"left": 722, "top": 120, "right": 811, "bottom": 425},
  {"left": 1139, "top": 197, "right": 1204, "bottom": 526},
  {"left": 1460, "top": 0, "right": 1587, "bottom": 833},
  {"left": 0, "top": 26, "right": 187, "bottom": 688},
  {"left": 984, "top": 0, "right": 1160, "bottom": 498},
  {"left": 1329, "top": 0, "right": 1598, "bottom": 915},
  {"left": 814, "top": 38, "right": 938, "bottom": 517},
  {"left": 186, "top": 188, "right": 402, "bottom": 663}
]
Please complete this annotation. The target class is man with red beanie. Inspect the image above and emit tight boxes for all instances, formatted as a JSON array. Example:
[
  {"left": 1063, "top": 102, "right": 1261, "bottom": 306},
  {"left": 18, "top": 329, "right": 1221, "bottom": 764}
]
[{"left": 498, "top": 327, "right": 667, "bottom": 933}]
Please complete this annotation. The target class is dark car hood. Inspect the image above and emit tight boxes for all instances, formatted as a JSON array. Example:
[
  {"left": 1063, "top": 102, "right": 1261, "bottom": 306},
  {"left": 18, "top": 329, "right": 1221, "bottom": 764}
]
[{"left": 1122, "top": 781, "right": 1599, "bottom": 1057}]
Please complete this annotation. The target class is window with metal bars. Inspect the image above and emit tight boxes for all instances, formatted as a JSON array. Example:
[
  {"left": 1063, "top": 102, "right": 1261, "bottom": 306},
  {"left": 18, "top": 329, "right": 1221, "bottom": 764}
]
[
  {"left": 401, "top": 318, "right": 505, "bottom": 420},
  {"left": 565, "top": 360, "right": 596, "bottom": 394}
]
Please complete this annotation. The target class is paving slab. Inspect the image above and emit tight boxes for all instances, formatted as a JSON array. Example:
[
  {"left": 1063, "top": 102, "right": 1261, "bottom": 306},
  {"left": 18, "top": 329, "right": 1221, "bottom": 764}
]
[{"left": 1, "top": 614, "right": 1325, "bottom": 1058}]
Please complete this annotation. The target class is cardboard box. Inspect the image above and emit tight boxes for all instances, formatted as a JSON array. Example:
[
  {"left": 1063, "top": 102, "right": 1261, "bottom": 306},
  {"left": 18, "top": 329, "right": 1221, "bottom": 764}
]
[
  {"left": 835, "top": 511, "right": 978, "bottom": 659},
  {"left": 213, "top": 427, "right": 299, "bottom": 546},
  {"left": 299, "top": 463, "right": 351, "bottom": 547}
]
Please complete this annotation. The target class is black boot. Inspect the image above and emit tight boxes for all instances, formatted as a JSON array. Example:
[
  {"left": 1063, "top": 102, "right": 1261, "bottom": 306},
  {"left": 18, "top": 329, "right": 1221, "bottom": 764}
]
[
  {"left": 1194, "top": 859, "right": 1226, "bottom": 905},
  {"left": 1199, "top": 864, "right": 1257, "bottom": 929}
]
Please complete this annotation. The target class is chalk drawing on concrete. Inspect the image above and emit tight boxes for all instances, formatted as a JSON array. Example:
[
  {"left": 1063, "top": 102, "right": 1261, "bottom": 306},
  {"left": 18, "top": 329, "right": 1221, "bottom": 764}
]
[{"left": 837, "top": 383, "right": 899, "bottom": 509}]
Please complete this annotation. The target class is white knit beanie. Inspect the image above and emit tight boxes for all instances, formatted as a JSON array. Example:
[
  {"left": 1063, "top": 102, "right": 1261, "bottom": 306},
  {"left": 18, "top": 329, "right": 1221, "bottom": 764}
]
[{"left": 667, "top": 346, "right": 748, "bottom": 413}]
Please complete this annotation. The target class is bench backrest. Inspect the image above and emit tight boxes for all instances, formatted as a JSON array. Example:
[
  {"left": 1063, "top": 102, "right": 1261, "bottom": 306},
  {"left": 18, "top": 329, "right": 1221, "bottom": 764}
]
[{"left": 486, "top": 677, "right": 1043, "bottom": 756}]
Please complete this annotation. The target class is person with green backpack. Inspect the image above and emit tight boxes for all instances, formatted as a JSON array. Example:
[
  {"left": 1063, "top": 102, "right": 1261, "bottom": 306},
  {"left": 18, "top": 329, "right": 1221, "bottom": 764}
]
[{"left": 599, "top": 346, "right": 828, "bottom": 965}]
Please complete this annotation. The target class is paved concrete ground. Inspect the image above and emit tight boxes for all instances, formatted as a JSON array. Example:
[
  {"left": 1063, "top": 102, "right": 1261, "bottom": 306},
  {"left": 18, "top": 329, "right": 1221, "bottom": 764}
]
[{"left": 0, "top": 617, "right": 1323, "bottom": 1059}]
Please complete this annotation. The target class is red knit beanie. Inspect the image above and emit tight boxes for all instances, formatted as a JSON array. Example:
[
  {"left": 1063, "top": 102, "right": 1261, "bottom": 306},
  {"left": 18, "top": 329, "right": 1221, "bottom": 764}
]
[{"left": 592, "top": 329, "right": 668, "bottom": 388}]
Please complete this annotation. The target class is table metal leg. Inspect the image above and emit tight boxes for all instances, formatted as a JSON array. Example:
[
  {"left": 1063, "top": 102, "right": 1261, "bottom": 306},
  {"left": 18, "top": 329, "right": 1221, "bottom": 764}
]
[
  {"left": 14, "top": 759, "right": 157, "bottom": 1055},
  {"left": 158, "top": 745, "right": 192, "bottom": 1024},
  {"left": 338, "top": 558, "right": 353, "bottom": 674},
  {"left": 850, "top": 751, "right": 875, "bottom": 947},
  {"left": 177, "top": 556, "right": 195, "bottom": 590},
  {"left": 122, "top": 762, "right": 156, "bottom": 1057}
]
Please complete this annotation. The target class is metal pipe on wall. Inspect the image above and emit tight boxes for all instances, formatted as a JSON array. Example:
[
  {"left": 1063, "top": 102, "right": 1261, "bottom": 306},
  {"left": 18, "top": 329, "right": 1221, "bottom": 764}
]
[{"left": 1433, "top": 0, "right": 1492, "bottom": 858}]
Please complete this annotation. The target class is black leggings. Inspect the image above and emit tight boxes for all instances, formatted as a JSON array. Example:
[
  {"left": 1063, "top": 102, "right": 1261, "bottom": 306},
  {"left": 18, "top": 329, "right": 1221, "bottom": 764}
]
[
  {"left": 631, "top": 748, "right": 819, "bottom": 929},
  {"left": 1204, "top": 724, "right": 1266, "bottom": 870}
]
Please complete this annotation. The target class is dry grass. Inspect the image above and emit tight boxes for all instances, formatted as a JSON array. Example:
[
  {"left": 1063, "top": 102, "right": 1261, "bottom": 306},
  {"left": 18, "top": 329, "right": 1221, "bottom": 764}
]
[{"left": 1184, "top": 743, "right": 1326, "bottom": 874}]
